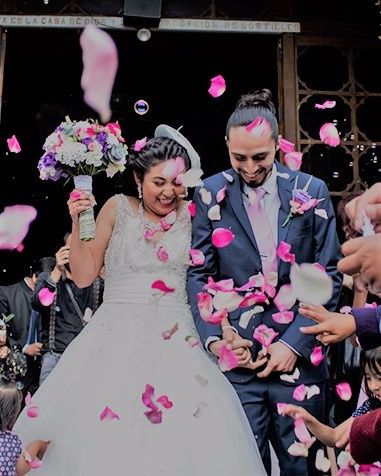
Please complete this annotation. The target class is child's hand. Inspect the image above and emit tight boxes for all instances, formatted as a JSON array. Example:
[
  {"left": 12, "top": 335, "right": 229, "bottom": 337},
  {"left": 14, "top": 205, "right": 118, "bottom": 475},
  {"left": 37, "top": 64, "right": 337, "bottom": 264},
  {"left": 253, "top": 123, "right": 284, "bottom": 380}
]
[{"left": 279, "top": 404, "right": 316, "bottom": 424}]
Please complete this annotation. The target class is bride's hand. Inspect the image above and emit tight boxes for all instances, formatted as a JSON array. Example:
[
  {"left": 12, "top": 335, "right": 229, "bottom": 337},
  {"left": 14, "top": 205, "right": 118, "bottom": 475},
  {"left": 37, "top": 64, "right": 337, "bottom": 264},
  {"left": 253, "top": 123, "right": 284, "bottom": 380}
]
[{"left": 67, "top": 189, "right": 93, "bottom": 221}]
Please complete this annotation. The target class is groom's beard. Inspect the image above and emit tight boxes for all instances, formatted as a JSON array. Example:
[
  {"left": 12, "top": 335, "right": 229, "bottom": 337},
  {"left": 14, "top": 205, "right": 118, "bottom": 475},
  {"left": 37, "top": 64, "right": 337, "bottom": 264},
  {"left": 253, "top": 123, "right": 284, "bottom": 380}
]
[{"left": 245, "top": 166, "right": 273, "bottom": 188}]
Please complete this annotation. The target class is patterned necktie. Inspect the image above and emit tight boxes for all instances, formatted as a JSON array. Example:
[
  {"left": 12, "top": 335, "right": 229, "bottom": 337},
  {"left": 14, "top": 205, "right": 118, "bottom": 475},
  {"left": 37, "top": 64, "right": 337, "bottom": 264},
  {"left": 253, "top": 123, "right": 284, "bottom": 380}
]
[{"left": 245, "top": 187, "right": 277, "bottom": 278}]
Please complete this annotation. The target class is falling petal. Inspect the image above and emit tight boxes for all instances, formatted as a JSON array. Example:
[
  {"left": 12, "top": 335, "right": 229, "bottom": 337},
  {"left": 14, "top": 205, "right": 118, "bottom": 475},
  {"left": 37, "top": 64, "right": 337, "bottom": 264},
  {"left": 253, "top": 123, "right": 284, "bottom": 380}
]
[
  {"left": 80, "top": 25, "right": 118, "bottom": 123},
  {"left": 314, "top": 208, "right": 328, "bottom": 220},
  {"left": 178, "top": 168, "right": 203, "bottom": 188},
  {"left": 292, "top": 384, "right": 307, "bottom": 402},
  {"left": 203, "top": 276, "right": 235, "bottom": 293},
  {"left": 197, "top": 292, "right": 213, "bottom": 321},
  {"left": 358, "top": 464, "right": 381, "bottom": 475},
  {"left": 253, "top": 324, "right": 279, "bottom": 349},
  {"left": 319, "top": 122, "right": 340, "bottom": 147},
  {"left": 187, "top": 201, "right": 196, "bottom": 218},
  {"left": 335, "top": 382, "right": 352, "bottom": 401},
  {"left": 287, "top": 441, "right": 309, "bottom": 457},
  {"left": 239, "top": 307, "right": 264, "bottom": 329},
  {"left": 216, "top": 185, "right": 227, "bottom": 203},
  {"left": 194, "top": 375, "right": 209, "bottom": 386},
  {"left": 315, "top": 449, "right": 331, "bottom": 473},
  {"left": 6, "top": 134, "right": 21, "bottom": 153},
  {"left": 199, "top": 187, "right": 212, "bottom": 205},
  {"left": 218, "top": 345, "right": 239, "bottom": 372},
  {"left": 211, "top": 228, "right": 235, "bottom": 248},
  {"left": 306, "top": 385, "right": 320, "bottom": 399},
  {"left": 144, "top": 409, "right": 163, "bottom": 424},
  {"left": 133, "top": 137, "right": 147, "bottom": 152},
  {"left": 189, "top": 249, "right": 205, "bottom": 266},
  {"left": 274, "top": 284, "right": 297, "bottom": 312},
  {"left": 99, "top": 406, "right": 119, "bottom": 421},
  {"left": 239, "top": 291, "right": 268, "bottom": 309},
  {"left": 26, "top": 406, "right": 40, "bottom": 418},
  {"left": 69, "top": 190, "right": 82, "bottom": 200},
  {"left": 208, "top": 74, "right": 226, "bottom": 98},
  {"left": 203, "top": 308, "right": 228, "bottom": 325},
  {"left": 37, "top": 288, "right": 56, "bottom": 306},
  {"left": 337, "top": 451, "right": 353, "bottom": 469},
  {"left": 290, "top": 262, "right": 333, "bottom": 305},
  {"left": 161, "top": 322, "right": 179, "bottom": 340},
  {"left": 193, "top": 401, "right": 210, "bottom": 418},
  {"left": 156, "top": 246, "right": 169, "bottom": 262},
  {"left": 276, "top": 241, "right": 295, "bottom": 264},
  {"left": 208, "top": 204, "right": 221, "bottom": 221},
  {"left": 141, "top": 384, "right": 157, "bottom": 411},
  {"left": 277, "top": 402, "right": 287, "bottom": 415},
  {"left": 279, "top": 137, "right": 295, "bottom": 154},
  {"left": 185, "top": 335, "right": 199, "bottom": 348},
  {"left": 284, "top": 152, "right": 303, "bottom": 171},
  {"left": 294, "top": 417, "right": 313, "bottom": 444},
  {"left": 310, "top": 346, "right": 324, "bottom": 366},
  {"left": 246, "top": 116, "right": 271, "bottom": 137},
  {"left": 151, "top": 280, "right": 175, "bottom": 294},
  {"left": 213, "top": 290, "right": 242, "bottom": 312},
  {"left": 280, "top": 367, "right": 300, "bottom": 383},
  {"left": 315, "top": 100, "right": 336, "bottom": 110},
  {"left": 157, "top": 395, "right": 173, "bottom": 409},
  {"left": 162, "top": 157, "right": 186, "bottom": 180},
  {"left": 222, "top": 171, "right": 234, "bottom": 182},
  {"left": 272, "top": 310, "right": 294, "bottom": 324},
  {"left": 25, "top": 391, "right": 32, "bottom": 407},
  {"left": 0, "top": 205, "right": 37, "bottom": 251}
]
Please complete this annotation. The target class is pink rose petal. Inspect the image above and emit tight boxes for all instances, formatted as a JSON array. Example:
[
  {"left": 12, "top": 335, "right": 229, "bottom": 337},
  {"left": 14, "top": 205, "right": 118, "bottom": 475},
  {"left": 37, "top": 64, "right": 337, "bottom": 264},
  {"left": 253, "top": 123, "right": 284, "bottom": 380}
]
[
  {"left": 157, "top": 395, "right": 173, "bottom": 409},
  {"left": 319, "top": 122, "right": 340, "bottom": 147},
  {"left": 253, "top": 324, "right": 279, "bottom": 349},
  {"left": 290, "top": 262, "right": 333, "bottom": 306},
  {"left": 26, "top": 406, "right": 40, "bottom": 418},
  {"left": 156, "top": 246, "right": 169, "bottom": 262},
  {"left": 294, "top": 417, "right": 313, "bottom": 444},
  {"left": 133, "top": 137, "right": 147, "bottom": 151},
  {"left": 310, "top": 346, "right": 324, "bottom": 366},
  {"left": 69, "top": 190, "right": 82, "bottom": 200},
  {"left": 208, "top": 74, "right": 226, "bottom": 98},
  {"left": 222, "top": 171, "right": 234, "bottom": 182},
  {"left": 151, "top": 280, "right": 175, "bottom": 294},
  {"left": 161, "top": 322, "right": 179, "bottom": 340},
  {"left": 335, "top": 382, "right": 352, "bottom": 401},
  {"left": 99, "top": 406, "right": 119, "bottom": 421},
  {"left": 162, "top": 157, "right": 185, "bottom": 180},
  {"left": 142, "top": 384, "right": 157, "bottom": 411},
  {"left": 276, "top": 241, "right": 295, "bottom": 264},
  {"left": 284, "top": 152, "right": 303, "bottom": 171},
  {"left": 365, "top": 302, "right": 377, "bottom": 309},
  {"left": 216, "top": 185, "right": 227, "bottom": 203},
  {"left": 0, "top": 205, "right": 37, "bottom": 251},
  {"left": 37, "top": 288, "right": 56, "bottom": 306},
  {"left": 246, "top": 116, "right": 271, "bottom": 137},
  {"left": 218, "top": 345, "right": 239, "bottom": 372},
  {"left": 272, "top": 310, "right": 295, "bottom": 324},
  {"left": 315, "top": 100, "right": 336, "bottom": 110},
  {"left": 277, "top": 402, "right": 287, "bottom": 415},
  {"left": 80, "top": 25, "right": 118, "bottom": 123},
  {"left": 279, "top": 137, "right": 295, "bottom": 153},
  {"left": 25, "top": 391, "right": 32, "bottom": 407},
  {"left": 292, "top": 384, "right": 307, "bottom": 402},
  {"left": 144, "top": 409, "right": 163, "bottom": 424},
  {"left": 287, "top": 441, "right": 309, "bottom": 457},
  {"left": 239, "top": 291, "right": 267, "bottom": 308},
  {"left": 358, "top": 464, "right": 381, "bottom": 475},
  {"left": 185, "top": 335, "right": 199, "bottom": 348},
  {"left": 187, "top": 201, "right": 196, "bottom": 218},
  {"left": 203, "top": 308, "right": 228, "bottom": 325},
  {"left": 197, "top": 292, "right": 213, "bottom": 321},
  {"left": 28, "top": 458, "right": 43, "bottom": 469},
  {"left": 340, "top": 306, "right": 352, "bottom": 314},
  {"left": 7, "top": 134, "right": 21, "bottom": 153},
  {"left": 203, "top": 277, "right": 234, "bottom": 292},
  {"left": 274, "top": 284, "right": 297, "bottom": 312},
  {"left": 189, "top": 249, "right": 205, "bottom": 266},
  {"left": 211, "top": 228, "right": 235, "bottom": 248}
]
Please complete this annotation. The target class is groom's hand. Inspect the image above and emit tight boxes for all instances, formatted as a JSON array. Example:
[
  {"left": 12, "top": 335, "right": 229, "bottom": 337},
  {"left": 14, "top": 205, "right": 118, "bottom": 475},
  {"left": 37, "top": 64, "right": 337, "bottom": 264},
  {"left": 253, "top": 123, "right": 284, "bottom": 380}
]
[{"left": 255, "top": 341, "right": 297, "bottom": 378}]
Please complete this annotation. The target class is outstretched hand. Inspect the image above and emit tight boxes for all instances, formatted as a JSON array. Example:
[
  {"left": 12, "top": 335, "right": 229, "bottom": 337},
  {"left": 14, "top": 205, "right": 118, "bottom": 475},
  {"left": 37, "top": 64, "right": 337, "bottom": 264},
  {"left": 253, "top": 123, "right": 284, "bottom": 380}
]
[
  {"left": 299, "top": 303, "right": 356, "bottom": 344},
  {"left": 345, "top": 182, "right": 381, "bottom": 233}
]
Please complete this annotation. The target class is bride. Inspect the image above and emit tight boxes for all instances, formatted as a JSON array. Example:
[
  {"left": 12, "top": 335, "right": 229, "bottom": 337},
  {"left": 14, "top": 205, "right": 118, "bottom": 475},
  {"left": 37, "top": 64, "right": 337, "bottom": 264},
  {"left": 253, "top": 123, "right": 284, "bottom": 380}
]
[{"left": 14, "top": 125, "right": 267, "bottom": 475}]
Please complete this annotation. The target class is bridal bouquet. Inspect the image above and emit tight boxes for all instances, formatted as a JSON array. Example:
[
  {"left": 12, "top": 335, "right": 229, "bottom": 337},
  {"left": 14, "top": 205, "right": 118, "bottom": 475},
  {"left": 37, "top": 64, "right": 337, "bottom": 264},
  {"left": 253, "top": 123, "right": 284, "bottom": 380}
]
[{"left": 37, "top": 117, "right": 128, "bottom": 240}]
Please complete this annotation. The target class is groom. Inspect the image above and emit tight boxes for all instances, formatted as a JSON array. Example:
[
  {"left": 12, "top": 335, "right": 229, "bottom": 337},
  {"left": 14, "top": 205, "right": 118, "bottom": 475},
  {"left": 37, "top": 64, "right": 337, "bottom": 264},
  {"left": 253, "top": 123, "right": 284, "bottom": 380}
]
[{"left": 187, "top": 93, "right": 342, "bottom": 475}]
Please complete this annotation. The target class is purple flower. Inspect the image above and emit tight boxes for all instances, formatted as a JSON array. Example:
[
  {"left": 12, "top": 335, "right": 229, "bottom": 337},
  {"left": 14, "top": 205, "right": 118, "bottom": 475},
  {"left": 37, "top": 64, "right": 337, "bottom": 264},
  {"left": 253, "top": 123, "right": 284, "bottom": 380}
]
[
  {"left": 81, "top": 137, "right": 93, "bottom": 147},
  {"left": 292, "top": 189, "right": 311, "bottom": 204},
  {"left": 40, "top": 152, "right": 57, "bottom": 167}
]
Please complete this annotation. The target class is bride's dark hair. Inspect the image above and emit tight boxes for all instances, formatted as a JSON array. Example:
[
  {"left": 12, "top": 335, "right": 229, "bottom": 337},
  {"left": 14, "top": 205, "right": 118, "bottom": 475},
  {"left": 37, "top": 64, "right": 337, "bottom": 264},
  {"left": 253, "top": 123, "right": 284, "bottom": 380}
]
[
  {"left": 127, "top": 137, "right": 191, "bottom": 182},
  {"left": 226, "top": 88, "right": 279, "bottom": 142}
]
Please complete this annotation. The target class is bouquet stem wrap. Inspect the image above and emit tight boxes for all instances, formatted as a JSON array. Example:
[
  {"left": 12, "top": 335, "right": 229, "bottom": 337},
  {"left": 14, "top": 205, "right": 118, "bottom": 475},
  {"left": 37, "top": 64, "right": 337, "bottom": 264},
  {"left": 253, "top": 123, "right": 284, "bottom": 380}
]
[{"left": 74, "top": 175, "right": 96, "bottom": 241}]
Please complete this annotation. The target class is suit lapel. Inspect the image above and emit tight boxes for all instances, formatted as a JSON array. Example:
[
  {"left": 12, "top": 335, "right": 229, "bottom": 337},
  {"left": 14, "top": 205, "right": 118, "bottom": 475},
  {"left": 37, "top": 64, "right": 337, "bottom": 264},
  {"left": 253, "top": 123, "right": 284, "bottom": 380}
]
[{"left": 226, "top": 169, "right": 260, "bottom": 255}]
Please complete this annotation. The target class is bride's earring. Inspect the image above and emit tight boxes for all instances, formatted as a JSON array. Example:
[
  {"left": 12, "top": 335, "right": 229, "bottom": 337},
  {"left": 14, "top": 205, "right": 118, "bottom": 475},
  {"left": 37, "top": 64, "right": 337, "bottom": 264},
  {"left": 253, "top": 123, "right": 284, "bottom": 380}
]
[{"left": 137, "top": 183, "right": 142, "bottom": 199}]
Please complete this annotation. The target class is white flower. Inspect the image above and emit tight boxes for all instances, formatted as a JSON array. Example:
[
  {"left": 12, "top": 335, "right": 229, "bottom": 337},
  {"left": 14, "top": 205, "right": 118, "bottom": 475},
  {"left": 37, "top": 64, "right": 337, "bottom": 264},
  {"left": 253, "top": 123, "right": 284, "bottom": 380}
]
[
  {"left": 43, "top": 132, "right": 61, "bottom": 151},
  {"left": 56, "top": 142, "right": 88, "bottom": 166}
]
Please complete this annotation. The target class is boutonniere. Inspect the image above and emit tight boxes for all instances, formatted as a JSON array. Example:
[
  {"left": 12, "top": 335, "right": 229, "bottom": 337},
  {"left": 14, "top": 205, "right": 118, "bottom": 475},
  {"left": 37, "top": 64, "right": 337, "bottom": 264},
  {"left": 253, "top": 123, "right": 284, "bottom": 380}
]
[{"left": 282, "top": 176, "right": 325, "bottom": 227}]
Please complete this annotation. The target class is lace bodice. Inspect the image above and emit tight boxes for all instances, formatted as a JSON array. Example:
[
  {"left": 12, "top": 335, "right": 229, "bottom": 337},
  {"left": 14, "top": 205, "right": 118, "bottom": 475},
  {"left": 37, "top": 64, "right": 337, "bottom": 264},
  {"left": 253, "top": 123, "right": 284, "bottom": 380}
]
[{"left": 103, "top": 194, "right": 191, "bottom": 304}]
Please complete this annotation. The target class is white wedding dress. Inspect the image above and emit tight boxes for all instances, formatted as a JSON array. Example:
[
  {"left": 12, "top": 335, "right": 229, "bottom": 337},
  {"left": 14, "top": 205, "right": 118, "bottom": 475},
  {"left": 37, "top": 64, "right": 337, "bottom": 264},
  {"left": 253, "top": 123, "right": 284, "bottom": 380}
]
[{"left": 14, "top": 195, "right": 267, "bottom": 476}]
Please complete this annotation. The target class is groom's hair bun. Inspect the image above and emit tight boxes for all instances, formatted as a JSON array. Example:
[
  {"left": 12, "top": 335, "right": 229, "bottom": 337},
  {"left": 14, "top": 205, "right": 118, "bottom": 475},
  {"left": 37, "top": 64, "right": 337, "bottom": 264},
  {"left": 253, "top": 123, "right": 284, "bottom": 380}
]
[{"left": 236, "top": 89, "right": 276, "bottom": 116}]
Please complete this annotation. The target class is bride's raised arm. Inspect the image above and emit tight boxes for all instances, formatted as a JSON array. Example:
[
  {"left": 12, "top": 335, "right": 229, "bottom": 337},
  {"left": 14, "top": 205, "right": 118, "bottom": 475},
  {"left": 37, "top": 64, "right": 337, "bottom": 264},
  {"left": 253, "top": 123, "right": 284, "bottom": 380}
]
[{"left": 68, "top": 192, "right": 116, "bottom": 288}]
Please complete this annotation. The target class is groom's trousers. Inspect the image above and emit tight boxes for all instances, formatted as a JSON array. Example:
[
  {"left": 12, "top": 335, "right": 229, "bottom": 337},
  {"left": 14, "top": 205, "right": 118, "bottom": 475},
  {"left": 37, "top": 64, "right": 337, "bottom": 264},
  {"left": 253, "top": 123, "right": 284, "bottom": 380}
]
[{"left": 231, "top": 376, "right": 327, "bottom": 476}]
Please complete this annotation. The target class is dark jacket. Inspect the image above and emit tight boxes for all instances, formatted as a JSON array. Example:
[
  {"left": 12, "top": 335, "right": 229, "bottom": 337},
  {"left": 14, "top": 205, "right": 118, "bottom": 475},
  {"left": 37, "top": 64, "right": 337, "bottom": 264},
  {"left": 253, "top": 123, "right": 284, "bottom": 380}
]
[{"left": 351, "top": 306, "right": 381, "bottom": 350}]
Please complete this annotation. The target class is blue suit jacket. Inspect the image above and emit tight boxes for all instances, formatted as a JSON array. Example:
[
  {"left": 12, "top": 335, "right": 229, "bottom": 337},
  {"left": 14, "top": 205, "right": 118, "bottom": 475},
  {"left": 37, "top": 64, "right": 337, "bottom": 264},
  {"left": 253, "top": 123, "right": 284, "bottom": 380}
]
[{"left": 187, "top": 162, "right": 342, "bottom": 385}]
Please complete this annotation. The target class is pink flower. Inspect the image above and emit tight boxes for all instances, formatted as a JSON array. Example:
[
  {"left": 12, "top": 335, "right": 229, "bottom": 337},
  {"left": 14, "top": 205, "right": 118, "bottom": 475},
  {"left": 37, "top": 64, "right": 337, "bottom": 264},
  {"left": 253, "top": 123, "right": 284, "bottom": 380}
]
[
  {"left": 319, "top": 122, "right": 340, "bottom": 147},
  {"left": 335, "top": 382, "right": 352, "bottom": 401},
  {"left": 99, "top": 406, "right": 119, "bottom": 421},
  {"left": 218, "top": 345, "right": 239, "bottom": 372},
  {"left": 276, "top": 241, "right": 295, "bottom": 264},
  {"left": 133, "top": 137, "right": 147, "bottom": 151},
  {"left": 189, "top": 249, "right": 205, "bottom": 266},
  {"left": 253, "top": 324, "right": 279, "bottom": 349},
  {"left": 211, "top": 228, "right": 235, "bottom": 248},
  {"left": 7, "top": 135, "right": 21, "bottom": 153},
  {"left": 279, "top": 137, "right": 295, "bottom": 153},
  {"left": 310, "top": 346, "right": 324, "bottom": 366},
  {"left": 208, "top": 74, "right": 226, "bottom": 97},
  {"left": 284, "top": 152, "right": 303, "bottom": 171},
  {"left": 37, "top": 288, "right": 56, "bottom": 306}
]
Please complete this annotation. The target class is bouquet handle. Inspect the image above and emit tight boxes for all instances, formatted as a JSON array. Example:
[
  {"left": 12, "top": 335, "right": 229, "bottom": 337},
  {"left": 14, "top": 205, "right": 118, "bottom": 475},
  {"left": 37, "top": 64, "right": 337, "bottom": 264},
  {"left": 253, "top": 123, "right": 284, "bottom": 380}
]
[{"left": 73, "top": 175, "right": 96, "bottom": 241}]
